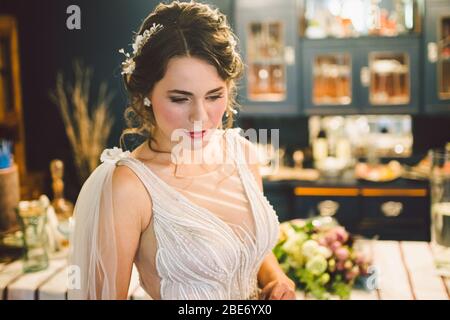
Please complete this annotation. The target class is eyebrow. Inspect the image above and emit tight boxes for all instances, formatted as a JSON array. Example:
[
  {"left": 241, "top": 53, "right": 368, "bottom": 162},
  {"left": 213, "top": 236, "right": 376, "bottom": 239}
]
[{"left": 167, "top": 86, "right": 224, "bottom": 96}]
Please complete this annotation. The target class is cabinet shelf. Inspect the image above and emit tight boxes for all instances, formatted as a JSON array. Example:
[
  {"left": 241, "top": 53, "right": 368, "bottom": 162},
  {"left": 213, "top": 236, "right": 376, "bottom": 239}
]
[{"left": 234, "top": 0, "right": 448, "bottom": 115}]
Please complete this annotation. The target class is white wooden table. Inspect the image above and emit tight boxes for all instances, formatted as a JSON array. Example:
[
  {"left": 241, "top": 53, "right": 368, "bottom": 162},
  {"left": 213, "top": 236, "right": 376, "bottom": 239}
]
[
  {"left": 0, "top": 248, "right": 152, "bottom": 300},
  {"left": 1, "top": 241, "right": 449, "bottom": 300}
]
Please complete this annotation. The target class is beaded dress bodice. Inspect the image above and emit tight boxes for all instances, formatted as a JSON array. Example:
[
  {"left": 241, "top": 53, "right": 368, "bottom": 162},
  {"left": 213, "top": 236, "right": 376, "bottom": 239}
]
[{"left": 115, "top": 128, "right": 280, "bottom": 300}]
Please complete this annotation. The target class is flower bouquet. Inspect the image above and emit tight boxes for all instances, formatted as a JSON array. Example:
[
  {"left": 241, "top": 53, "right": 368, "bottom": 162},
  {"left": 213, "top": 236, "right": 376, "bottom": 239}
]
[{"left": 274, "top": 217, "right": 373, "bottom": 300}]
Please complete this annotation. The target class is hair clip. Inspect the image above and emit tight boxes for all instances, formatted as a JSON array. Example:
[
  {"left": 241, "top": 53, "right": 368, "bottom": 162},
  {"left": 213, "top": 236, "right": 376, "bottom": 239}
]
[
  {"left": 119, "top": 23, "right": 164, "bottom": 76},
  {"left": 144, "top": 97, "right": 152, "bottom": 107}
]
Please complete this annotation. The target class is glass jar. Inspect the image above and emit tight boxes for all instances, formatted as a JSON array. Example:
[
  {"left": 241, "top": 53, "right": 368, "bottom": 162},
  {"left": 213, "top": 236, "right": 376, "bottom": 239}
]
[
  {"left": 15, "top": 198, "right": 49, "bottom": 273},
  {"left": 429, "top": 148, "right": 450, "bottom": 276}
]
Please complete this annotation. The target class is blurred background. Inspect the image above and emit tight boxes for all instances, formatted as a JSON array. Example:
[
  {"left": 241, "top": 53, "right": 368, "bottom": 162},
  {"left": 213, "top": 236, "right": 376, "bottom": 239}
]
[{"left": 0, "top": 0, "right": 449, "bottom": 249}]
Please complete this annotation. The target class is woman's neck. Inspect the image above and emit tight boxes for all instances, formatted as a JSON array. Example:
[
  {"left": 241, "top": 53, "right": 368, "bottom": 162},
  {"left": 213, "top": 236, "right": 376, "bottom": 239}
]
[{"left": 135, "top": 129, "right": 230, "bottom": 177}]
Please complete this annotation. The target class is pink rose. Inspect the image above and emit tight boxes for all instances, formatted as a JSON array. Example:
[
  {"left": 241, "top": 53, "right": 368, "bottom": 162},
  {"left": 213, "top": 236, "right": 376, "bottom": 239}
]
[{"left": 335, "top": 247, "right": 349, "bottom": 261}]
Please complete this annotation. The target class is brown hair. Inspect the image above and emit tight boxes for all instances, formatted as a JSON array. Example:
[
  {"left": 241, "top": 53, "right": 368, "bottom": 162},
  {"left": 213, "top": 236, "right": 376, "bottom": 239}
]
[{"left": 120, "top": 1, "right": 244, "bottom": 151}]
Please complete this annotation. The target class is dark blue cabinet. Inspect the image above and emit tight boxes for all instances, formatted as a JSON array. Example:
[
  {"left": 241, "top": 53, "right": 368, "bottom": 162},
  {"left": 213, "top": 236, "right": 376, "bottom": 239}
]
[
  {"left": 233, "top": 0, "right": 445, "bottom": 116},
  {"left": 286, "top": 183, "right": 430, "bottom": 241},
  {"left": 424, "top": 0, "right": 450, "bottom": 113},
  {"left": 234, "top": 0, "right": 300, "bottom": 116},
  {"left": 263, "top": 181, "right": 293, "bottom": 223},
  {"left": 301, "top": 36, "right": 421, "bottom": 115}
]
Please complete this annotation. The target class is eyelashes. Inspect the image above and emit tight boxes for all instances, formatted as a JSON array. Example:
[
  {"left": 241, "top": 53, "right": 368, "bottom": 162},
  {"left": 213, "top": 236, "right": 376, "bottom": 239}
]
[{"left": 169, "top": 95, "right": 224, "bottom": 104}]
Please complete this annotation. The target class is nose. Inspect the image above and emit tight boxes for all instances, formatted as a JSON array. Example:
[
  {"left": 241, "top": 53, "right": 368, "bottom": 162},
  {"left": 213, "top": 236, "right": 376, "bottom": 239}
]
[{"left": 189, "top": 99, "right": 208, "bottom": 124}]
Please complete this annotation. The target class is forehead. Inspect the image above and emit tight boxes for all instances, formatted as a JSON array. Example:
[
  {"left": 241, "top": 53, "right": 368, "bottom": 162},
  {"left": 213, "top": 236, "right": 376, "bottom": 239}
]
[{"left": 160, "top": 56, "right": 225, "bottom": 91}]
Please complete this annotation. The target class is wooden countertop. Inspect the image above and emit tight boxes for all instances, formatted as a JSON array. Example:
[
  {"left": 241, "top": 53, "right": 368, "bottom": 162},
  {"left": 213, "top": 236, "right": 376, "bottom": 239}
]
[{"left": 1, "top": 241, "right": 449, "bottom": 300}]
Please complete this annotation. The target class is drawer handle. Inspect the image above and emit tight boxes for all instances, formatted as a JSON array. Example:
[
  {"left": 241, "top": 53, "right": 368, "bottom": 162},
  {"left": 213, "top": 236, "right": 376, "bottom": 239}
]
[
  {"left": 284, "top": 46, "right": 295, "bottom": 65},
  {"left": 317, "top": 200, "right": 339, "bottom": 217},
  {"left": 381, "top": 201, "right": 403, "bottom": 217},
  {"left": 427, "top": 42, "right": 438, "bottom": 63},
  {"left": 360, "top": 66, "right": 370, "bottom": 87}
]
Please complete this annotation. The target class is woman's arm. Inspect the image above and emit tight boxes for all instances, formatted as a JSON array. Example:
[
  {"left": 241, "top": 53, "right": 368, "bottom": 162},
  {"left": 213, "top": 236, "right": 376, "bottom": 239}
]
[
  {"left": 239, "top": 136, "right": 296, "bottom": 299},
  {"left": 257, "top": 252, "right": 296, "bottom": 299},
  {"left": 251, "top": 165, "right": 296, "bottom": 299},
  {"left": 110, "top": 165, "right": 152, "bottom": 299}
]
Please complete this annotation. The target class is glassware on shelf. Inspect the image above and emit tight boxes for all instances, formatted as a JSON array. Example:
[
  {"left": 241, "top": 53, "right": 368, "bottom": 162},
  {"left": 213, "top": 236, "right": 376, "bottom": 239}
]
[
  {"left": 438, "top": 16, "right": 450, "bottom": 99},
  {"left": 309, "top": 115, "right": 413, "bottom": 159},
  {"left": 313, "top": 54, "right": 351, "bottom": 105},
  {"left": 429, "top": 148, "right": 450, "bottom": 276},
  {"left": 15, "top": 197, "right": 49, "bottom": 273},
  {"left": 369, "top": 52, "right": 410, "bottom": 105},
  {"left": 312, "top": 129, "right": 328, "bottom": 164},
  {"left": 247, "top": 21, "right": 286, "bottom": 101},
  {"left": 367, "top": 0, "right": 382, "bottom": 36},
  {"left": 303, "top": 0, "right": 419, "bottom": 39}
]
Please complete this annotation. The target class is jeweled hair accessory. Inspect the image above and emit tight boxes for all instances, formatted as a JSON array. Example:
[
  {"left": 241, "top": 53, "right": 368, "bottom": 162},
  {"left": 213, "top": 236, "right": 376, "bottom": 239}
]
[{"left": 119, "top": 23, "right": 164, "bottom": 76}]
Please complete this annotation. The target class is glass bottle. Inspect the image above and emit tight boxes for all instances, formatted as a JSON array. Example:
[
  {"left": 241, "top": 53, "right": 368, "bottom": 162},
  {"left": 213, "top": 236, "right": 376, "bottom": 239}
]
[
  {"left": 16, "top": 197, "right": 49, "bottom": 273},
  {"left": 429, "top": 147, "right": 450, "bottom": 276},
  {"left": 313, "top": 129, "right": 328, "bottom": 163}
]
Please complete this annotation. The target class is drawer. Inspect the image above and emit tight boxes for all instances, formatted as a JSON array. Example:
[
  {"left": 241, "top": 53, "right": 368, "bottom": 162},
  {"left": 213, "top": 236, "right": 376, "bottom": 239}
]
[
  {"left": 361, "top": 196, "right": 429, "bottom": 222},
  {"left": 358, "top": 196, "right": 430, "bottom": 241},
  {"left": 293, "top": 196, "right": 360, "bottom": 232}
]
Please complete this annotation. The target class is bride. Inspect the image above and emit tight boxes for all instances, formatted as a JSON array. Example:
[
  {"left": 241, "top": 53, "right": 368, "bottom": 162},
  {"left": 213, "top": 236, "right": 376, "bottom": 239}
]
[{"left": 68, "top": 0, "right": 296, "bottom": 300}]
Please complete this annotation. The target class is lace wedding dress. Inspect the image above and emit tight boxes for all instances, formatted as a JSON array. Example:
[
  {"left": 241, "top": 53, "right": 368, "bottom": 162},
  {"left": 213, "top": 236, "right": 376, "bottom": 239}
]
[{"left": 68, "top": 128, "right": 280, "bottom": 300}]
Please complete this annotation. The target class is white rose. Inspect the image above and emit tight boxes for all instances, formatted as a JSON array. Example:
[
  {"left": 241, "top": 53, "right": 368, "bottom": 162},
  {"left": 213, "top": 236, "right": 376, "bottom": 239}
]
[
  {"left": 302, "top": 239, "right": 320, "bottom": 258},
  {"left": 317, "top": 246, "right": 332, "bottom": 259},
  {"left": 100, "top": 147, "right": 131, "bottom": 165}
]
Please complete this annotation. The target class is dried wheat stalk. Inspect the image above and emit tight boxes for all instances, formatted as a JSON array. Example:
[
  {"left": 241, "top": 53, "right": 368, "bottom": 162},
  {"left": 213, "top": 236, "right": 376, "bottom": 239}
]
[{"left": 49, "top": 61, "right": 114, "bottom": 184}]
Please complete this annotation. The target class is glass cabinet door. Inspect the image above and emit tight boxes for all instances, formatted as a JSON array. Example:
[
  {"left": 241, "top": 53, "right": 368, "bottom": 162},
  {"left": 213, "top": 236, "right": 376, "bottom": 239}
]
[
  {"left": 302, "top": 41, "right": 359, "bottom": 114},
  {"left": 312, "top": 53, "right": 352, "bottom": 105},
  {"left": 359, "top": 37, "right": 419, "bottom": 114},
  {"left": 425, "top": 2, "right": 450, "bottom": 113},
  {"left": 247, "top": 21, "right": 286, "bottom": 101},
  {"left": 369, "top": 52, "right": 410, "bottom": 105},
  {"left": 235, "top": 0, "right": 299, "bottom": 115},
  {"left": 438, "top": 15, "right": 450, "bottom": 100}
]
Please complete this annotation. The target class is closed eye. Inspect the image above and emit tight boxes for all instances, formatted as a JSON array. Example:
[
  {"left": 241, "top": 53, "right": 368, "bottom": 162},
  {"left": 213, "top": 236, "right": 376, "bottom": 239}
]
[
  {"left": 170, "top": 95, "right": 223, "bottom": 104},
  {"left": 170, "top": 97, "right": 189, "bottom": 103},
  {"left": 207, "top": 95, "right": 223, "bottom": 101}
]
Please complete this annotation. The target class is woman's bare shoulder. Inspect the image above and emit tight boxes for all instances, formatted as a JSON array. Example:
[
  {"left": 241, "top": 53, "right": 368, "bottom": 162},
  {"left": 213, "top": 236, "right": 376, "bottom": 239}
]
[{"left": 112, "top": 163, "right": 153, "bottom": 232}]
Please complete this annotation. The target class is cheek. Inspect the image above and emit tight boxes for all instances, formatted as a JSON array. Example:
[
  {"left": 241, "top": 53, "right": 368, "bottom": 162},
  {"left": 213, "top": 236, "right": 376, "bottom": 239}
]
[
  {"left": 208, "top": 97, "right": 228, "bottom": 122},
  {"left": 153, "top": 101, "right": 186, "bottom": 129}
]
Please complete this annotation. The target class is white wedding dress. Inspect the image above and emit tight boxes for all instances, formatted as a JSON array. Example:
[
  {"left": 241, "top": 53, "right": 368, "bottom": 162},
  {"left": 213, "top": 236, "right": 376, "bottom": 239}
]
[{"left": 68, "top": 128, "right": 280, "bottom": 300}]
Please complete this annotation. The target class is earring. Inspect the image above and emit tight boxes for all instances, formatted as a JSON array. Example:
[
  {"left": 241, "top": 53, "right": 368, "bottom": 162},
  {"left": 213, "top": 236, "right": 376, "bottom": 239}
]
[
  {"left": 144, "top": 97, "right": 152, "bottom": 107},
  {"left": 225, "top": 108, "right": 238, "bottom": 117}
]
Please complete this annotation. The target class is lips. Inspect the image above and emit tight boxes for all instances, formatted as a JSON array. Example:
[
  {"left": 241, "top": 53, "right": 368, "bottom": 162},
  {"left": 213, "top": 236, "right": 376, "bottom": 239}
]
[{"left": 187, "top": 130, "right": 206, "bottom": 139}]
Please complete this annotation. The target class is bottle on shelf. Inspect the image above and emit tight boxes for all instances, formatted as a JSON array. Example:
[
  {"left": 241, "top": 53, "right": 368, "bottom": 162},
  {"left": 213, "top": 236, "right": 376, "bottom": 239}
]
[
  {"left": 50, "top": 159, "right": 74, "bottom": 222},
  {"left": 313, "top": 129, "right": 328, "bottom": 163}
]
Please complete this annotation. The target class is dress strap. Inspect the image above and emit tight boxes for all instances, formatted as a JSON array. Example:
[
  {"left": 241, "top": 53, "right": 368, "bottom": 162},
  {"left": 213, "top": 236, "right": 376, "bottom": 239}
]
[
  {"left": 116, "top": 157, "right": 177, "bottom": 205},
  {"left": 97, "top": 147, "right": 171, "bottom": 204}
]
